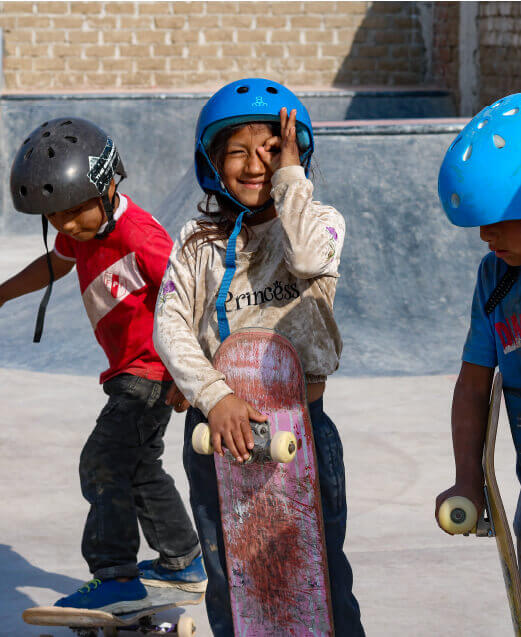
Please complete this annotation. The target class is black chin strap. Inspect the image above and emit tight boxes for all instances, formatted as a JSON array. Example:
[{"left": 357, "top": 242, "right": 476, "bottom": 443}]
[
  {"left": 96, "top": 175, "right": 125, "bottom": 240},
  {"left": 485, "top": 265, "right": 520, "bottom": 315},
  {"left": 33, "top": 216, "right": 55, "bottom": 343}
]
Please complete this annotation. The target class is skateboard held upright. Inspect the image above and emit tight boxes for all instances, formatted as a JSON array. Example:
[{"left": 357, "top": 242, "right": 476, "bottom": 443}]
[
  {"left": 192, "top": 327, "right": 334, "bottom": 636},
  {"left": 438, "top": 372, "right": 521, "bottom": 635}
]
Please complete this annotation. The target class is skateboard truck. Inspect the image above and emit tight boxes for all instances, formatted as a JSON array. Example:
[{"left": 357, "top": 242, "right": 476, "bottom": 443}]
[{"left": 192, "top": 420, "right": 297, "bottom": 464}]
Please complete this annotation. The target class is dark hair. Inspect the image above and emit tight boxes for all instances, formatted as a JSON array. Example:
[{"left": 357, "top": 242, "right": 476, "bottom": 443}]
[{"left": 182, "top": 121, "right": 280, "bottom": 256}]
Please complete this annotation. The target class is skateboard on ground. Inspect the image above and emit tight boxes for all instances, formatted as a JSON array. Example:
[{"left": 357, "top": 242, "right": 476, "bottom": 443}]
[
  {"left": 192, "top": 327, "right": 334, "bottom": 636},
  {"left": 438, "top": 372, "right": 521, "bottom": 635},
  {"left": 22, "top": 585, "right": 203, "bottom": 636}
]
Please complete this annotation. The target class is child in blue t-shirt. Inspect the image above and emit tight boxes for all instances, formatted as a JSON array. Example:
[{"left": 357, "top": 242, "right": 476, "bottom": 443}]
[{"left": 435, "top": 93, "right": 521, "bottom": 562}]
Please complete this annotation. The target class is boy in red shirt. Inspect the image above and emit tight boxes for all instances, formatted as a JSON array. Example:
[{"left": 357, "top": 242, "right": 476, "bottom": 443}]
[{"left": 0, "top": 118, "right": 206, "bottom": 612}]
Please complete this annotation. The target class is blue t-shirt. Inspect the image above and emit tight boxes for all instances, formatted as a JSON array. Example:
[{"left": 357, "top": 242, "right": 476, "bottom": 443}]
[{"left": 463, "top": 251, "right": 521, "bottom": 454}]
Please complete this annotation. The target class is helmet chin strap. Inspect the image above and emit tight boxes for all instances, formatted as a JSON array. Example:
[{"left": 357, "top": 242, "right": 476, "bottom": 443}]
[
  {"left": 215, "top": 185, "right": 276, "bottom": 342},
  {"left": 215, "top": 207, "right": 248, "bottom": 342},
  {"left": 34, "top": 174, "right": 125, "bottom": 342},
  {"left": 33, "top": 216, "right": 55, "bottom": 343},
  {"left": 96, "top": 174, "right": 125, "bottom": 240}
]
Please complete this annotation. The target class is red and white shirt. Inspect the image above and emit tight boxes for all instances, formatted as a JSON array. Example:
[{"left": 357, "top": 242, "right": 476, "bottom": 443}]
[{"left": 54, "top": 194, "right": 173, "bottom": 384}]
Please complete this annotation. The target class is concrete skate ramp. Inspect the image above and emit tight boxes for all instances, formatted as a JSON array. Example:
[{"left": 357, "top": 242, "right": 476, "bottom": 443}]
[
  {"left": 0, "top": 119, "right": 486, "bottom": 377},
  {"left": 0, "top": 89, "right": 455, "bottom": 234}
]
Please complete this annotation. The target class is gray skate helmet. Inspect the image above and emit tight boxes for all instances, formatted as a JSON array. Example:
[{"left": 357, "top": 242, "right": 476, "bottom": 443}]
[
  {"left": 11, "top": 117, "right": 126, "bottom": 226},
  {"left": 10, "top": 117, "right": 126, "bottom": 342}
]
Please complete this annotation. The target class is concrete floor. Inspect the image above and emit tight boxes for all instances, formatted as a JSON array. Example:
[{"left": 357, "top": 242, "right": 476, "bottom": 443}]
[{"left": 1, "top": 369, "right": 518, "bottom": 637}]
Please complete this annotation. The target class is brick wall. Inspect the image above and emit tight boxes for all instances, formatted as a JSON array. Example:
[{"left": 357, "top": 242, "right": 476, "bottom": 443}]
[
  {"left": 431, "top": 2, "right": 459, "bottom": 109},
  {"left": 0, "top": 1, "right": 427, "bottom": 91},
  {"left": 478, "top": 1, "right": 521, "bottom": 107}
]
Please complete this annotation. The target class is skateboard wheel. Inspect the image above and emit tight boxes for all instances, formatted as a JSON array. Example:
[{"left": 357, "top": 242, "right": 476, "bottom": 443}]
[
  {"left": 270, "top": 431, "right": 297, "bottom": 464},
  {"left": 177, "top": 614, "right": 196, "bottom": 636},
  {"left": 192, "top": 422, "right": 213, "bottom": 455},
  {"left": 438, "top": 496, "right": 478, "bottom": 534}
]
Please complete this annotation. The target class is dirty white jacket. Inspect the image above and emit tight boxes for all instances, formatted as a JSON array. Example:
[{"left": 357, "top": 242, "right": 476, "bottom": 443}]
[{"left": 153, "top": 165, "right": 345, "bottom": 417}]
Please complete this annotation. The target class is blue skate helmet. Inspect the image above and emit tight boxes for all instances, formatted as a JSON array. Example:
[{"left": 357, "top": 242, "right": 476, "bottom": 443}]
[
  {"left": 439, "top": 93, "right": 521, "bottom": 227},
  {"left": 194, "top": 79, "right": 315, "bottom": 342},
  {"left": 195, "top": 77, "right": 314, "bottom": 211}
]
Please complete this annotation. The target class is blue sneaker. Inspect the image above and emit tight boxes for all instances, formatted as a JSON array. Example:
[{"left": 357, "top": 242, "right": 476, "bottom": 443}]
[
  {"left": 54, "top": 577, "right": 148, "bottom": 613},
  {"left": 138, "top": 554, "right": 207, "bottom": 592}
]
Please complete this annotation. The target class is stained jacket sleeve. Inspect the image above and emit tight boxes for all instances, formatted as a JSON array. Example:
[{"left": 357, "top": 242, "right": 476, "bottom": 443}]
[
  {"left": 271, "top": 165, "right": 345, "bottom": 279},
  {"left": 153, "top": 223, "right": 233, "bottom": 417}
]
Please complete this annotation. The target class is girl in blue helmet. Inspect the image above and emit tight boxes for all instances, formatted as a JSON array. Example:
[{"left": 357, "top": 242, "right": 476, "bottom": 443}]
[
  {"left": 154, "top": 79, "right": 364, "bottom": 635},
  {"left": 436, "top": 93, "right": 521, "bottom": 565}
]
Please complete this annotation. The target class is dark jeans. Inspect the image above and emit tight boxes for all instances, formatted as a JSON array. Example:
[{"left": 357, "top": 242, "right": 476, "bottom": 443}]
[
  {"left": 80, "top": 373, "right": 200, "bottom": 580},
  {"left": 183, "top": 396, "right": 365, "bottom": 636}
]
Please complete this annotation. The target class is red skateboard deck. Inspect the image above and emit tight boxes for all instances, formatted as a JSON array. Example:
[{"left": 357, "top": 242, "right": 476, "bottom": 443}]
[{"left": 212, "top": 328, "right": 334, "bottom": 636}]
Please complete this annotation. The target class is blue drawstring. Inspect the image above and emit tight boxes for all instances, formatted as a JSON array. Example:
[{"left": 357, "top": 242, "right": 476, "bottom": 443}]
[{"left": 216, "top": 209, "right": 247, "bottom": 342}]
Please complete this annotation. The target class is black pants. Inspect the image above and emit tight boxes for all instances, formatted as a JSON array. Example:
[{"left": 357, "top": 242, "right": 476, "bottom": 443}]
[
  {"left": 183, "top": 397, "right": 364, "bottom": 636},
  {"left": 80, "top": 373, "right": 200, "bottom": 580}
]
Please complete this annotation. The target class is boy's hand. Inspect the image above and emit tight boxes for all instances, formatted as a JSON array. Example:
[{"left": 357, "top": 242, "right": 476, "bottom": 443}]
[
  {"left": 257, "top": 107, "right": 300, "bottom": 174},
  {"left": 435, "top": 480, "right": 485, "bottom": 535},
  {"left": 207, "top": 394, "right": 267, "bottom": 462},
  {"left": 165, "top": 381, "right": 190, "bottom": 412}
]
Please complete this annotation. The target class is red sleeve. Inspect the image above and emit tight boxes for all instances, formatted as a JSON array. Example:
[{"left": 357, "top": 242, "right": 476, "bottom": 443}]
[
  {"left": 53, "top": 232, "right": 77, "bottom": 261},
  {"left": 135, "top": 218, "right": 174, "bottom": 289}
]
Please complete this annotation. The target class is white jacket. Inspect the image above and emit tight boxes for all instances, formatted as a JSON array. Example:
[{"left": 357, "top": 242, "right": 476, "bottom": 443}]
[{"left": 154, "top": 165, "right": 345, "bottom": 417}]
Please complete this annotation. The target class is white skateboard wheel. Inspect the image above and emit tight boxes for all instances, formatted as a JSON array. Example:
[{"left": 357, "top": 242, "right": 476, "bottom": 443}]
[
  {"left": 177, "top": 614, "right": 196, "bottom": 636},
  {"left": 270, "top": 431, "right": 297, "bottom": 464},
  {"left": 438, "top": 496, "right": 478, "bottom": 534},
  {"left": 192, "top": 422, "right": 213, "bottom": 455}
]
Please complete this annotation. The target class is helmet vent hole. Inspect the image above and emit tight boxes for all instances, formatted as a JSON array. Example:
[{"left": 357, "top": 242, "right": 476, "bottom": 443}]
[
  {"left": 493, "top": 134, "right": 506, "bottom": 149},
  {"left": 41, "top": 122, "right": 48, "bottom": 127},
  {"left": 266, "top": 86, "right": 278, "bottom": 94},
  {"left": 451, "top": 193, "right": 460, "bottom": 208},
  {"left": 24, "top": 148, "right": 33, "bottom": 160},
  {"left": 60, "top": 120, "right": 72, "bottom": 126},
  {"left": 463, "top": 145, "right": 472, "bottom": 161},
  {"left": 477, "top": 119, "right": 488, "bottom": 129},
  {"left": 65, "top": 135, "right": 77, "bottom": 143},
  {"left": 236, "top": 86, "right": 249, "bottom": 94},
  {"left": 20, "top": 186, "right": 27, "bottom": 197},
  {"left": 48, "top": 147, "right": 55, "bottom": 158},
  {"left": 43, "top": 184, "right": 53, "bottom": 196},
  {"left": 42, "top": 131, "right": 50, "bottom": 138},
  {"left": 503, "top": 108, "right": 519, "bottom": 116},
  {"left": 23, "top": 137, "right": 30, "bottom": 144}
]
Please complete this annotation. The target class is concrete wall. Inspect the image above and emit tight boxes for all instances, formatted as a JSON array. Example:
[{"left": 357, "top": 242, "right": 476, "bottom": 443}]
[
  {"left": 0, "top": 1, "right": 428, "bottom": 90},
  {"left": 0, "top": 89, "right": 456, "bottom": 234}
]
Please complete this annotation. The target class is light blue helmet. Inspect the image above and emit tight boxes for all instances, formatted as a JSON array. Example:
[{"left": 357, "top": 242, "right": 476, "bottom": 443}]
[
  {"left": 439, "top": 93, "right": 521, "bottom": 227},
  {"left": 194, "top": 77, "right": 314, "bottom": 205}
]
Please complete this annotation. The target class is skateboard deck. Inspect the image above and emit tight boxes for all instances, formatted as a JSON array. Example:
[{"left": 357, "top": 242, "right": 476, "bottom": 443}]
[
  {"left": 22, "top": 585, "right": 203, "bottom": 636},
  {"left": 201, "top": 328, "right": 334, "bottom": 636},
  {"left": 439, "top": 372, "right": 521, "bottom": 635}
]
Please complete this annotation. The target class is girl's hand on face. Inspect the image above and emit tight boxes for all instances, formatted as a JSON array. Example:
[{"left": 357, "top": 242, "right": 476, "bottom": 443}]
[
  {"left": 207, "top": 394, "right": 267, "bottom": 462},
  {"left": 257, "top": 107, "right": 300, "bottom": 174}
]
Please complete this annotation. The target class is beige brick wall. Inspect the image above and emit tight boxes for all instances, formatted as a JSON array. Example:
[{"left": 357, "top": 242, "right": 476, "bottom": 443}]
[
  {"left": 431, "top": 2, "right": 459, "bottom": 109},
  {"left": 0, "top": 1, "right": 426, "bottom": 91},
  {"left": 478, "top": 1, "right": 521, "bottom": 107}
]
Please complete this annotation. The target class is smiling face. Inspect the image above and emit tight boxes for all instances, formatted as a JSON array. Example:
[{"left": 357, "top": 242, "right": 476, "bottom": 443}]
[
  {"left": 480, "top": 220, "right": 521, "bottom": 265},
  {"left": 220, "top": 123, "right": 276, "bottom": 210}
]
